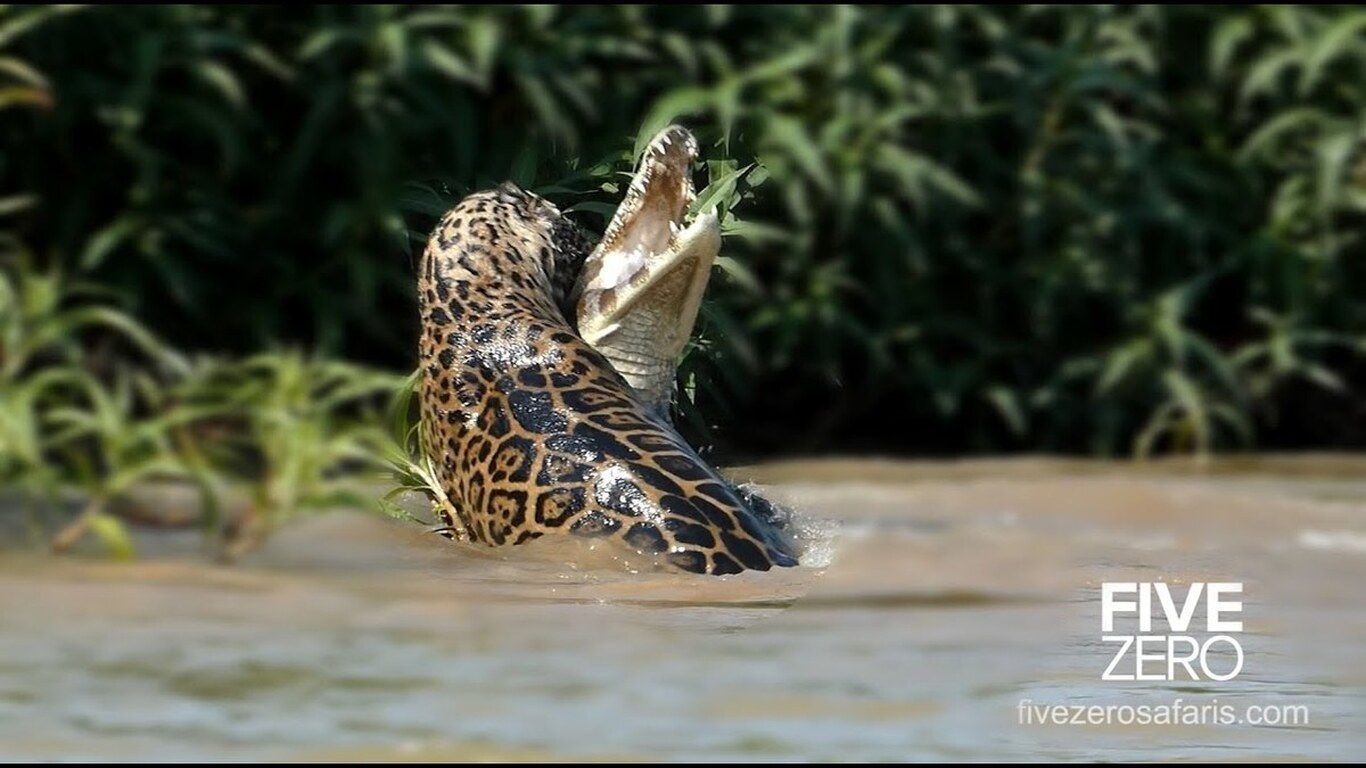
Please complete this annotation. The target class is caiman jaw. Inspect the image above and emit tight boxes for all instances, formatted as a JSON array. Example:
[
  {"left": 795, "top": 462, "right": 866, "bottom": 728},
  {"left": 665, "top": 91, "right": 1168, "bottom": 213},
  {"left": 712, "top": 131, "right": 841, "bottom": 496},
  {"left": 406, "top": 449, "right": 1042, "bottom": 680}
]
[{"left": 574, "top": 126, "right": 722, "bottom": 415}]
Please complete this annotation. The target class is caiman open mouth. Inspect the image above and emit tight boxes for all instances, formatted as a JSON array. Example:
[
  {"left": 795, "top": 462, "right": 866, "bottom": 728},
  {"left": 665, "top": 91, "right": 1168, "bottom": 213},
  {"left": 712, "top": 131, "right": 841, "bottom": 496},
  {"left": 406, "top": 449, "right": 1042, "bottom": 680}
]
[
  {"left": 574, "top": 125, "right": 721, "bottom": 332},
  {"left": 571, "top": 125, "right": 723, "bottom": 413}
]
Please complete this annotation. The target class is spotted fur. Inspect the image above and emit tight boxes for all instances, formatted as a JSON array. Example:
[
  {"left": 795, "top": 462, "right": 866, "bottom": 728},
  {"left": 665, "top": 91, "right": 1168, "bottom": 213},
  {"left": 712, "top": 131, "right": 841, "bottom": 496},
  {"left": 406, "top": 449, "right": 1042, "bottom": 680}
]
[{"left": 418, "top": 183, "right": 797, "bottom": 574}]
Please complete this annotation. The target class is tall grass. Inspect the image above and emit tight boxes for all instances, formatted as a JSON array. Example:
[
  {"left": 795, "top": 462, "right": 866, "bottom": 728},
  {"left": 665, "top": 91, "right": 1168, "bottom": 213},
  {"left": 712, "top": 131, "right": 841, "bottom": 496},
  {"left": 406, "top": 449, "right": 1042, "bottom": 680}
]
[
  {"left": 0, "top": 5, "right": 1361, "bottom": 461},
  {"left": 0, "top": 254, "right": 399, "bottom": 557}
]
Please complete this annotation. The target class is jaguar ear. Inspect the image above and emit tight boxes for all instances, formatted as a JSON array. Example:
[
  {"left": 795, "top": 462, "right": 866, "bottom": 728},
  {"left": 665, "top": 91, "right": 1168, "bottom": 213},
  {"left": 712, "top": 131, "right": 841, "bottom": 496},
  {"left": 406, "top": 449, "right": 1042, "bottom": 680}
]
[{"left": 496, "top": 181, "right": 526, "bottom": 202}]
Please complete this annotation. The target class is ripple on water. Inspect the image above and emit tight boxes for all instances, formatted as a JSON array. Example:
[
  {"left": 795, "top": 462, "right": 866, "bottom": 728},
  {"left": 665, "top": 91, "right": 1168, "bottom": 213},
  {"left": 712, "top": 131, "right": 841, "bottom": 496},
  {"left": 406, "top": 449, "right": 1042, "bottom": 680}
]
[
  {"left": 2, "top": 458, "right": 1363, "bottom": 761},
  {"left": 1297, "top": 529, "right": 1366, "bottom": 554}
]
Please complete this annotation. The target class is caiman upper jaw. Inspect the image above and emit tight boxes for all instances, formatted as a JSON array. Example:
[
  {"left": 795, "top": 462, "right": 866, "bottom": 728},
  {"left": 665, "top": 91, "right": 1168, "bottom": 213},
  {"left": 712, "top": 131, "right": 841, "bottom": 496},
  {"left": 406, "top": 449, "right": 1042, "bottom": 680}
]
[{"left": 596, "top": 126, "right": 698, "bottom": 257}]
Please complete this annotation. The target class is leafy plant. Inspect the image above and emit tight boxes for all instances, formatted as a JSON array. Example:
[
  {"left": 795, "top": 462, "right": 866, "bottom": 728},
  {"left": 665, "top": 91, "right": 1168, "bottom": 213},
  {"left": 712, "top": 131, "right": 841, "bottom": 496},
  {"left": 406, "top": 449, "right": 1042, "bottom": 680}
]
[
  {"left": 375, "top": 368, "right": 466, "bottom": 539},
  {"left": 45, "top": 370, "right": 204, "bottom": 558},
  {"left": 0, "top": 252, "right": 185, "bottom": 553},
  {"left": 1090, "top": 280, "right": 1253, "bottom": 457},
  {"left": 0, "top": 5, "right": 1360, "bottom": 462},
  {"left": 175, "top": 352, "right": 401, "bottom": 559}
]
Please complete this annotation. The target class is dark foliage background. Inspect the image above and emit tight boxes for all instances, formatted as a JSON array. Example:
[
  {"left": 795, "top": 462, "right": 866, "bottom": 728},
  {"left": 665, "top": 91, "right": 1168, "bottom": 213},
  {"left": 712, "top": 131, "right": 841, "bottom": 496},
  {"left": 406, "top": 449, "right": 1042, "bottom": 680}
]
[{"left": 3, "top": 5, "right": 1364, "bottom": 460}]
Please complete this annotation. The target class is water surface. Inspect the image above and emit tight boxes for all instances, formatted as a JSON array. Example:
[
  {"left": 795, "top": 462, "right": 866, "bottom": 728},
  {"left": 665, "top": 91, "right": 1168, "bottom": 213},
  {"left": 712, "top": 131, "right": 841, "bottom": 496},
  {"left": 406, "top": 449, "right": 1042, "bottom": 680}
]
[{"left": 1, "top": 456, "right": 1362, "bottom": 761}]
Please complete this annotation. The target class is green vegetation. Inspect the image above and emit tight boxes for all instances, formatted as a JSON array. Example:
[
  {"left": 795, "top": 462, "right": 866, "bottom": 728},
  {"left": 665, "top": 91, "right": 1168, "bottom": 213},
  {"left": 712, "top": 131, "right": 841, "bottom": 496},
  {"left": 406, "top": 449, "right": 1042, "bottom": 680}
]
[
  {"left": 0, "top": 6, "right": 1362, "bottom": 552},
  {"left": 0, "top": 250, "right": 399, "bottom": 556},
  {"left": 173, "top": 353, "right": 400, "bottom": 557}
]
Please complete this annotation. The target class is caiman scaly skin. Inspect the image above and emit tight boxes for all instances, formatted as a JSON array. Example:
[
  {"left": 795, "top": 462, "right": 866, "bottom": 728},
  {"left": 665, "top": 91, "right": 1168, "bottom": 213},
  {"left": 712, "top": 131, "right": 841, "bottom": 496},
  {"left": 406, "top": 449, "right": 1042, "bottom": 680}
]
[{"left": 417, "top": 183, "right": 797, "bottom": 574}]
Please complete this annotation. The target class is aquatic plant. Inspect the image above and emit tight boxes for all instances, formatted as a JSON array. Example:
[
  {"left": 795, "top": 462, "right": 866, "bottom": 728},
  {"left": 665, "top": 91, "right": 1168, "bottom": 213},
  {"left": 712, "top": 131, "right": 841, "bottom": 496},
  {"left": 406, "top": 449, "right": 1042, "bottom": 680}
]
[
  {"left": 1, "top": 251, "right": 402, "bottom": 556},
  {"left": 173, "top": 352, "right": 402, "bottom": 559},
  {"left": 44, "top": 369, "right": 207, "bottom": 558},
  {"left": 0, "top": 251, "right": 188, "bottom": 554},
  {"left": 375, "top": 368, "right": 464, "bottom": 538}
]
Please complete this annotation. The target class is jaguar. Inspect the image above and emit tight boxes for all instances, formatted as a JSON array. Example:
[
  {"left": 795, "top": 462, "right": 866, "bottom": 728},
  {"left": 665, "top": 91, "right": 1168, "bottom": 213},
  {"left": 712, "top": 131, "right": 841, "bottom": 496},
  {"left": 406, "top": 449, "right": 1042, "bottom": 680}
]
[{"left": 416, "top": 127, "right": 797, "bottom": 575}]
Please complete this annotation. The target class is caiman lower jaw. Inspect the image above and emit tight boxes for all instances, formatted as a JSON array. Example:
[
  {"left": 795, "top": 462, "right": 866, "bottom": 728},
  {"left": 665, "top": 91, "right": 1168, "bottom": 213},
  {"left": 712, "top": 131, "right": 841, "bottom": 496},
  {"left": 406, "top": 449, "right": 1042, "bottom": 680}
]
[{"left": 574, "top": 125, "right": 723, "bottom": 412}]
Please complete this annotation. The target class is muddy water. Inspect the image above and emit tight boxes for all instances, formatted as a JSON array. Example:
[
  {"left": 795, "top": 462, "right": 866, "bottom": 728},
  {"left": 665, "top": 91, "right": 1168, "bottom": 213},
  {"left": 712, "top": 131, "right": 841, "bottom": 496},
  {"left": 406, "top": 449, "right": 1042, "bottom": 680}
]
[{"left": 0, "top": 457, "right": 1362, "bottom": 761}]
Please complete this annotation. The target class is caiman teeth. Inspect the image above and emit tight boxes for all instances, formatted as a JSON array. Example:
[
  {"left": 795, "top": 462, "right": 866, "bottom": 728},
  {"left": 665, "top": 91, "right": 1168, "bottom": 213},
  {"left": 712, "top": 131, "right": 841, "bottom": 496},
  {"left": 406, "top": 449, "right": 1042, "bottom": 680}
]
[{"left": 591, "top": 124, "right": 701, "bottom": 261}]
